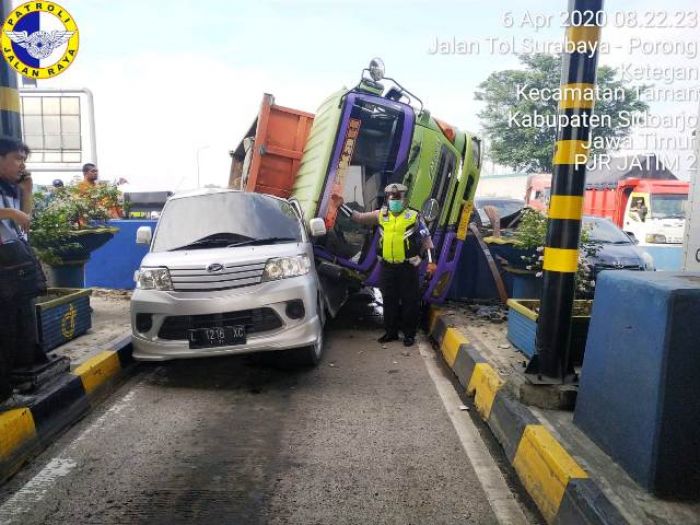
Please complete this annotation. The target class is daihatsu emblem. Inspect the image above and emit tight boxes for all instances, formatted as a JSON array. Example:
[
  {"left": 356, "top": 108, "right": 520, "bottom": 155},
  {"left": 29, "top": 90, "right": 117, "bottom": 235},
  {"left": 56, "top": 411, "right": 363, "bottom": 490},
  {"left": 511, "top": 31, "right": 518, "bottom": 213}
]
[{"left": 207, "top": 263, "right": 224, "bottom": 273}]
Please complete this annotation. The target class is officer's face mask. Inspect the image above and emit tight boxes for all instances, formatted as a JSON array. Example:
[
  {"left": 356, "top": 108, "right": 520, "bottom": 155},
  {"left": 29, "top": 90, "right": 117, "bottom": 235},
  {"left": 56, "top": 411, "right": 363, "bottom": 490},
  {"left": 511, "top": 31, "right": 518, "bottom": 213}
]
[{"left": 388, "top": 198, "right": 404, "bottom": 213}]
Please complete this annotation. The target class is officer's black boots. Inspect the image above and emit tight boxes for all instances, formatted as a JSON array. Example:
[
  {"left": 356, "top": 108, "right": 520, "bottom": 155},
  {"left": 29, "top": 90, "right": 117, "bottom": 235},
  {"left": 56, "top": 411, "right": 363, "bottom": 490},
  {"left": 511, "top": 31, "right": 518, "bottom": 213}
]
[
  {"left": 378, "top": 333, "right": 399, "bottom": 343},
  {"left": 403, "top": 336, "right": 415, "bottom": 347}
]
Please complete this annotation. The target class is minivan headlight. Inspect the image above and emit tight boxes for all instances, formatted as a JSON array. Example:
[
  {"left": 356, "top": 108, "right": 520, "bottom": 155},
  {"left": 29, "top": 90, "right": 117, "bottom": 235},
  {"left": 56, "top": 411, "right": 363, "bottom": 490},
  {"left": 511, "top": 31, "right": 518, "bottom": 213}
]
[
  {"left": 262, "top": 255, "right": 311, "bottom": 281},
  {"left": 136, "top": 267, "right": 173, "bottom": 290}
]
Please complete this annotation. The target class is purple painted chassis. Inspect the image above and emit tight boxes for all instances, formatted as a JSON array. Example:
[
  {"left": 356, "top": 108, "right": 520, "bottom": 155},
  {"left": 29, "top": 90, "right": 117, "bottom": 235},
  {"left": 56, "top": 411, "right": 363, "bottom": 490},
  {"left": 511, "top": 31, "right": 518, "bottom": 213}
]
[{"left": 315, "top": 227, "right": 464, "bottom": 305}]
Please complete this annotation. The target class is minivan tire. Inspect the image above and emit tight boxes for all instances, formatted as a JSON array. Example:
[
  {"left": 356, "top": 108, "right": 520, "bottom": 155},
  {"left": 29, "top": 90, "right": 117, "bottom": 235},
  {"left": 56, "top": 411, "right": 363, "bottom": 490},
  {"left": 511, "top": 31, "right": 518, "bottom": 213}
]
[{"left": 274, "top": 298, "right": 325, "bottom": 368}]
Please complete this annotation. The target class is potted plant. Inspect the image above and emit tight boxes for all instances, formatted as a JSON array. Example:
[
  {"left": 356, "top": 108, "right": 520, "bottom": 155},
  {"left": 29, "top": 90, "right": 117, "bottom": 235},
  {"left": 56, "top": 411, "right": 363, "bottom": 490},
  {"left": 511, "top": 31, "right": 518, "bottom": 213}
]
[
  {"left": 506, "top": 209, "right": 600, "bottom": 365},
  {"left": 30, "top": 183, "right": 122, "bottom": 287}
]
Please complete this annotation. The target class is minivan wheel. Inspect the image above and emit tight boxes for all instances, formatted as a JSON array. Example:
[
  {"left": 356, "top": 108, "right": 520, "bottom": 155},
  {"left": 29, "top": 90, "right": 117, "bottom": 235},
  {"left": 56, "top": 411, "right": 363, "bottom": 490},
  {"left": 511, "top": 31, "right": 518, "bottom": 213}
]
[
  {"left": 275, "top": 309, "right": 324, "bottom": 368},
  {"left": 295, "top": 316, "right": 324, "bottom": 366}
]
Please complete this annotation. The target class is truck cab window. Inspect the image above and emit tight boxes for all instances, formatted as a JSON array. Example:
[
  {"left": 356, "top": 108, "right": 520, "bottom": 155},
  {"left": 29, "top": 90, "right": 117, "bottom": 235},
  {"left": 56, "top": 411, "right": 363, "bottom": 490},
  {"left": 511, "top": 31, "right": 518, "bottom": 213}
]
[{"left": 323, "top": 98, "right": 407, "bottom": 263}]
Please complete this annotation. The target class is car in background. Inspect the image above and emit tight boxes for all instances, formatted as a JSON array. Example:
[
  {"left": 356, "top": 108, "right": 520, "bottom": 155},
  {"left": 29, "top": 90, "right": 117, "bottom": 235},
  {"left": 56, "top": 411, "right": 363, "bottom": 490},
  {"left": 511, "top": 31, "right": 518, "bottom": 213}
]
[
  {"left": 130, "top": 189, "right": 326, "bottom": 365},
  {"left": 474, "top": 197, "right": 525, "bottom": 227},
  {"left": 582, "top": 215, "right": 655, "bottom": 277}
]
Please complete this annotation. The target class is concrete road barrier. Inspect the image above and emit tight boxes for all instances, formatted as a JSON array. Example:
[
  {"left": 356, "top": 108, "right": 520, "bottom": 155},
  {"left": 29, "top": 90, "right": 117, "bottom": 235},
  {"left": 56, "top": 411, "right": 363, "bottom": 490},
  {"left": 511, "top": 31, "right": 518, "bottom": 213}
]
[{"left": 427, "top": 307, "right": 628, "bottom": 525}]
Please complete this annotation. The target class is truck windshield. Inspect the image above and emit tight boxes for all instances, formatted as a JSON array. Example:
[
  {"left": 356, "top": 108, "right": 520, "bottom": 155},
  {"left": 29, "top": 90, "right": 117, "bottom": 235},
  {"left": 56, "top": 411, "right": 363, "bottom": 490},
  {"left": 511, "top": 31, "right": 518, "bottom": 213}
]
[
  {"left": 153, "top": 192, "right": 302, "bottom": 252},
  {"left": 324, "top": 98, "right": 407, "bottom": 262},
  {"left": 651, "top": 194, "right": 687, "bottom": 219}
]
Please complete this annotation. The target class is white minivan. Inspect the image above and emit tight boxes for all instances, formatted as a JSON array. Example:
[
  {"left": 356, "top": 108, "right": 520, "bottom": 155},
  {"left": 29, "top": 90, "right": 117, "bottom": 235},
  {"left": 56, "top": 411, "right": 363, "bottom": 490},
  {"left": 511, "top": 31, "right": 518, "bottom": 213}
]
[{"left": 130, "top": 189, "right": 326, "bottom": 365}]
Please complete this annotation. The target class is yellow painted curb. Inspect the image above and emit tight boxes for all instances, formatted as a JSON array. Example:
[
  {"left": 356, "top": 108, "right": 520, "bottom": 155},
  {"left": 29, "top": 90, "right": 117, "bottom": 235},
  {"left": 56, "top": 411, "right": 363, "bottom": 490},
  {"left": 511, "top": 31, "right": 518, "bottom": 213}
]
[
  {"left": 441, "top": 327, "right": 468, "bottom": 368},
  {"left": 74, "top": 350, "right": 121, "bottom": 395},
  {"left": 0, "top": 408, "right": 37, "bottom": 460},
  {"left": 466, "top": 363, "right": 504, "bottom": 419},
  {"left": 513, "top": 425, "right": 588, "bottom": 523}
]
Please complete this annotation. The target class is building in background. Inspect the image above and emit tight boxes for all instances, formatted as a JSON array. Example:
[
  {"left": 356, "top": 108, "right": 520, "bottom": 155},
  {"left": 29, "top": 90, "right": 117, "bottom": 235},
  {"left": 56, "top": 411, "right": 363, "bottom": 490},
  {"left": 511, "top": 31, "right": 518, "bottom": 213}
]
[
  {"left": 19, "top": 87, "right": 97, "bottom": 186},
  {"left": 474, "top": 172, "right": 530, "bottom": 200}
]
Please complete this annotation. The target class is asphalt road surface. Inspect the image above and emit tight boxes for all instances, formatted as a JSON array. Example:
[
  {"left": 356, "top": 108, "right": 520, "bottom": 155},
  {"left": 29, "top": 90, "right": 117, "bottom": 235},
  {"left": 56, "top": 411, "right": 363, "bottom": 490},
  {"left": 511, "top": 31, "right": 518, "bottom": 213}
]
[{"left": 0, "top": 297, "right": 541, "bottom": 525}]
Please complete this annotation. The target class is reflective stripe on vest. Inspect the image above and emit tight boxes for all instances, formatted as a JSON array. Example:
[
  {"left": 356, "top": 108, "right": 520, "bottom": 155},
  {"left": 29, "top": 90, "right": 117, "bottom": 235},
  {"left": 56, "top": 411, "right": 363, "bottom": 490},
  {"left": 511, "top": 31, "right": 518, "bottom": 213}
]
[{"left": 378, "top": 209, "right": 419, "bottom": 263}]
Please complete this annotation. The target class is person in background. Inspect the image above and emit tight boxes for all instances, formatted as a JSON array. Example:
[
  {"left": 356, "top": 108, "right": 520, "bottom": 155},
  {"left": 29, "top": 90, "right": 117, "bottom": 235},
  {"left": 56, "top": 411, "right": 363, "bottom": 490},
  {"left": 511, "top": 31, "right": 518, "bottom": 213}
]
[
  {"left": 76, "top": 163, "right": 126, "bottom": 218},
  {"left": 0, "top": 137, "right": 46, "bottom": 405},
  {"left": 339, "top": 183, "right": 436, "bottom": 347},
  {"left": 78, "top": 162, "right": 99, "bottom": 190}
]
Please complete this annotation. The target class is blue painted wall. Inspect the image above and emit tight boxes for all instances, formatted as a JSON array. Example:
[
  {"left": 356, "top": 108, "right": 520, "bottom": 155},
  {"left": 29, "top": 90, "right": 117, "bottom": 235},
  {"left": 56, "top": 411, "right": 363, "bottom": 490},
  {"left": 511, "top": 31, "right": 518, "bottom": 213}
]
[
  {"left": 640, "top": 245, "right": 683, "bottom": 271},
  {"left": 85, "top": 220, "right": 156, "bottom": 289}
]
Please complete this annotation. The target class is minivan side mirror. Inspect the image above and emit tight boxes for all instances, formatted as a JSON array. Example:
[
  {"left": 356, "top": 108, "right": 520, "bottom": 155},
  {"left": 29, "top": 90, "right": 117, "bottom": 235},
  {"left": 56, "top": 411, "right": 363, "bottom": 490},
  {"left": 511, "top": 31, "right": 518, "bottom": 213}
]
[
  {"left": 136, "top": 226, "right": 153, "bottom": 245},
  {"left": 309, "top": 218, "right": 327, "bottom": 238}
]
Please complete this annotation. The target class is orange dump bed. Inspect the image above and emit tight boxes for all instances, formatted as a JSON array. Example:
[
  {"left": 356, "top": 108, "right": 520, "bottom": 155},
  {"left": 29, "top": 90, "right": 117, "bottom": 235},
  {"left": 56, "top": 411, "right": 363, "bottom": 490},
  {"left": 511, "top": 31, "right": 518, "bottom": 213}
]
[{"left": 229, "top": 94, "right": 314, "bottom": 198}]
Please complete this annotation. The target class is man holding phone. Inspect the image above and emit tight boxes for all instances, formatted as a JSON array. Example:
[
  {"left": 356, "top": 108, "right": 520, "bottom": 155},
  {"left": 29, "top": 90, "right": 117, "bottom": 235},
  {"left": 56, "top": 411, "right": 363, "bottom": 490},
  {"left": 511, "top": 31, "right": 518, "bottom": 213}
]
[{"left": 0, "top": 136, "right": 41, "bottom": 403}]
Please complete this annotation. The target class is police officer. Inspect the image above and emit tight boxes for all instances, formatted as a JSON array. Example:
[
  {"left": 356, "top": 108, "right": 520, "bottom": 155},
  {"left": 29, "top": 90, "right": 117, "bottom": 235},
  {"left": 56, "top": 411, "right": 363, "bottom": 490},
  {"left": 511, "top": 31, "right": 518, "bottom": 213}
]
[{"left": 339, "top": 184, "right": 436, "bottom": 347}]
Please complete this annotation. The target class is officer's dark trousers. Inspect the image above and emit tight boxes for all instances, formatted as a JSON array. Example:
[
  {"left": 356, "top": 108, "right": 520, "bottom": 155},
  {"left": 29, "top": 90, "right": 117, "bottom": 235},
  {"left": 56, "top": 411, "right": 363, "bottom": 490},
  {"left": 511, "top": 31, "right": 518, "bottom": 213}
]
[
  {"left": 380, "top": 261, "right": 420, "bottom": 338},
  {"left": 0, "top": 295, "right": 41, "bottom": 400}
]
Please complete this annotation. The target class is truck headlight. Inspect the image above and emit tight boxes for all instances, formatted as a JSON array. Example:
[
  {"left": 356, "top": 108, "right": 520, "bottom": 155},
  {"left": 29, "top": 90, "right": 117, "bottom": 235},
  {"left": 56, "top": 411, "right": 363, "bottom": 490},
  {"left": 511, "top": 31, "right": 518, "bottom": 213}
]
[
  {"left": 136, "top": 267, "right": 173, "bottom": 290},
  {"left": 262, "top": 255, "right": 311, "bottom": 281},
  {"left": 645, "top": 234, "right": 667, "bottom": 244}
]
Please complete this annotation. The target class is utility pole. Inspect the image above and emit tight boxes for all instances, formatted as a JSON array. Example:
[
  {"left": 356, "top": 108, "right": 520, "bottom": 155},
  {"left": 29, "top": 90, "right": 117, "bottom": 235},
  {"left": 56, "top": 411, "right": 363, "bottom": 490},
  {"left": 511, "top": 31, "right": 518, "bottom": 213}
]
[
  {"left": 531, "top": 0, "right": 604, "bottom": 382},
  {"left": 0, "top": 2, "right": 21, "bottom": 139}
]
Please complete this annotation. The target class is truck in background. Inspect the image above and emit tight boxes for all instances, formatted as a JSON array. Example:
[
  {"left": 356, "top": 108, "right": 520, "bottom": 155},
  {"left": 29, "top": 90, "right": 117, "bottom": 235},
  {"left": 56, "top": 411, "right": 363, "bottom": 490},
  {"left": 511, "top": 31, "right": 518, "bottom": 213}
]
[
  {"left": 230, "top": 59, "right": 482, "bottom": 314},
  {"left": 525, "top": 155, "right": 690, "bottom": 270}
]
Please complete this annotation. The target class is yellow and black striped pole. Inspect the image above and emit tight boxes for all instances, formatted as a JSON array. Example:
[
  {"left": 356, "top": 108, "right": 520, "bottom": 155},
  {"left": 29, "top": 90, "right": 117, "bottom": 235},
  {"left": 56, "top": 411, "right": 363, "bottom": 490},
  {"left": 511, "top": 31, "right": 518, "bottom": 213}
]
[
  {"left": 0, "top": 2, "right": 21, "bottom": 139},
  {"left": 534, "top": 0, "right": 603, "bottom": 381}
]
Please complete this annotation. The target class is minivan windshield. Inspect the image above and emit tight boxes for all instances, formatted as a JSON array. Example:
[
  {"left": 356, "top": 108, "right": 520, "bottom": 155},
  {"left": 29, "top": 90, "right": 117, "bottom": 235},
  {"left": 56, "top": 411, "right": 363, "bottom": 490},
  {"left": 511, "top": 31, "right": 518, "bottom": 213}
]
[
  {"left": 582, "top": 218, "right": 631, "bottom": 244},
  {"left": 152, "top": 192, "right": 303, "bottom": 252}
]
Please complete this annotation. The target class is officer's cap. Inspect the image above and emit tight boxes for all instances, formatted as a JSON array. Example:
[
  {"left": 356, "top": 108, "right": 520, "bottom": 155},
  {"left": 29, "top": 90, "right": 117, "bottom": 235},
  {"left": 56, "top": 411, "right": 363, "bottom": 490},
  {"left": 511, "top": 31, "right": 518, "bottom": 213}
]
[{"left": 384, "top": 183, "right": 408, "bottom": 197}]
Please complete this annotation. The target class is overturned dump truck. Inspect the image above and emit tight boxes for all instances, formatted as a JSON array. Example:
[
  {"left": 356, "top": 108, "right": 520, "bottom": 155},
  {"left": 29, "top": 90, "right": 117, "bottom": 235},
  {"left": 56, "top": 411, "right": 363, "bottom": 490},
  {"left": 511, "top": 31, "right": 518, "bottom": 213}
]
[{"left": 230, "top": 59, "right": 482, "bottom": 315}]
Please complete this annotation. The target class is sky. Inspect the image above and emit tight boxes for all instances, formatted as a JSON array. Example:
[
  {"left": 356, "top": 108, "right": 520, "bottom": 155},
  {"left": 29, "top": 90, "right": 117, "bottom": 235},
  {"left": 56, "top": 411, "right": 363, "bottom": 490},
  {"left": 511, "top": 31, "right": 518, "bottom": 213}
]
[{"left": 15, "top": 0, "right": 700, "bottom": 189}]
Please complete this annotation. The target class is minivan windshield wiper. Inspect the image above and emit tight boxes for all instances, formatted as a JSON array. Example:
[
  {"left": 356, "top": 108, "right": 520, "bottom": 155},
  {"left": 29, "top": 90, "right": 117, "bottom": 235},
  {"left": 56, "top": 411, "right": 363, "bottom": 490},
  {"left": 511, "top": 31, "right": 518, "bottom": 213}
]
[
  {"left": 227, "top": 237, "right": 298, "bottom": 247},
  {"left": 169, "top": 233, "right": 252, "bottom": 251}
]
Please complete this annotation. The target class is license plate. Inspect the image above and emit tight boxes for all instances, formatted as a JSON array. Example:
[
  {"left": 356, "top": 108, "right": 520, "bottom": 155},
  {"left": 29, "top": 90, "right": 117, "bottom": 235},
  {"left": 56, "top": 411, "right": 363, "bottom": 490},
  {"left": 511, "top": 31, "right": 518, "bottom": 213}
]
[{"left": 187, "top": 326, "right": 246, "bottom": 349}]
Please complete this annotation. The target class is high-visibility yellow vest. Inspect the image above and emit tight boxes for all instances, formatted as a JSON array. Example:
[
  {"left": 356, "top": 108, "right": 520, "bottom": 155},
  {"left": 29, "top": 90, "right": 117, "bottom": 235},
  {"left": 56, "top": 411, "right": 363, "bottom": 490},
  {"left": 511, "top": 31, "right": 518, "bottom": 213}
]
[{"left": 378, "top": 208, "right": 420, "bottom": 263}]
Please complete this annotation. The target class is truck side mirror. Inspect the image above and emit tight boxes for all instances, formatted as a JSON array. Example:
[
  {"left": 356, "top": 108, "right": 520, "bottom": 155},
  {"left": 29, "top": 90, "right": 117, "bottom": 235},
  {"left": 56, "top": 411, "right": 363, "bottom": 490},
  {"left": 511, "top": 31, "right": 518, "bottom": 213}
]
[
  {"left": 309, "top": 218, "right": 327, "bottom": 238},
  {"left": 136, "top": 226, "right": 152, "bottom": 245},
  {"left": 422, "top": 198, "right": 440, "bottom": 223}
]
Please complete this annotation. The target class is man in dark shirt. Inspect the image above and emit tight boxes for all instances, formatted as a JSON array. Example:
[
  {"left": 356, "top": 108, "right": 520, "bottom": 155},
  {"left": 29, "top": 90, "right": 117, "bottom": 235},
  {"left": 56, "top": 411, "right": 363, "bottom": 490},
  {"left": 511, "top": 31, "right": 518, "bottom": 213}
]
[{"left": 0, "top": 136, "right": 37, "bottom": 403}]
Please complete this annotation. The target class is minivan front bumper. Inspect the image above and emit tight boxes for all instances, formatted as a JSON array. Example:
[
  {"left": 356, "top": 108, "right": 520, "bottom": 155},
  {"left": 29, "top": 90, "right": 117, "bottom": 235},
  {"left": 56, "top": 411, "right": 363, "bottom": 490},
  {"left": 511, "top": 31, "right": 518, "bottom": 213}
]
[{"left": 130, "top": 276, "right": 320, "bottom": 361}]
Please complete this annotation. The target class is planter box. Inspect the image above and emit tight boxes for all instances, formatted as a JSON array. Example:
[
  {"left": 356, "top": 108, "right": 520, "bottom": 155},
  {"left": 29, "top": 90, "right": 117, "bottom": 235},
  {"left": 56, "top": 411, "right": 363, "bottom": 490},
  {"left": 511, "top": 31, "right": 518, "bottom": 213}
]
[
  {"left": 506, "top": 299, "right": 591, "bottom": 366},
  {"left": 507, "top": 270, "right": 543, "bottom": 299},
  {"left": 35, "top": 288, "right": 92, "bottom": 352}
]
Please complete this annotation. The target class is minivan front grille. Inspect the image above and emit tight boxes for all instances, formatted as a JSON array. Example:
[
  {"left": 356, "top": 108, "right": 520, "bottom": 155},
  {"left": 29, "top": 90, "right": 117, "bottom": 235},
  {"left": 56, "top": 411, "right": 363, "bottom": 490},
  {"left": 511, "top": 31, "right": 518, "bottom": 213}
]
[
  {"left": 168, "top": 261, "right": 267, "bottom": 292},
  {"left": 594, "top": 264, "right": 643, "bottom": 276},
  {"left": 157, "top": 307, "right": 282, "bottom": 340}
]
